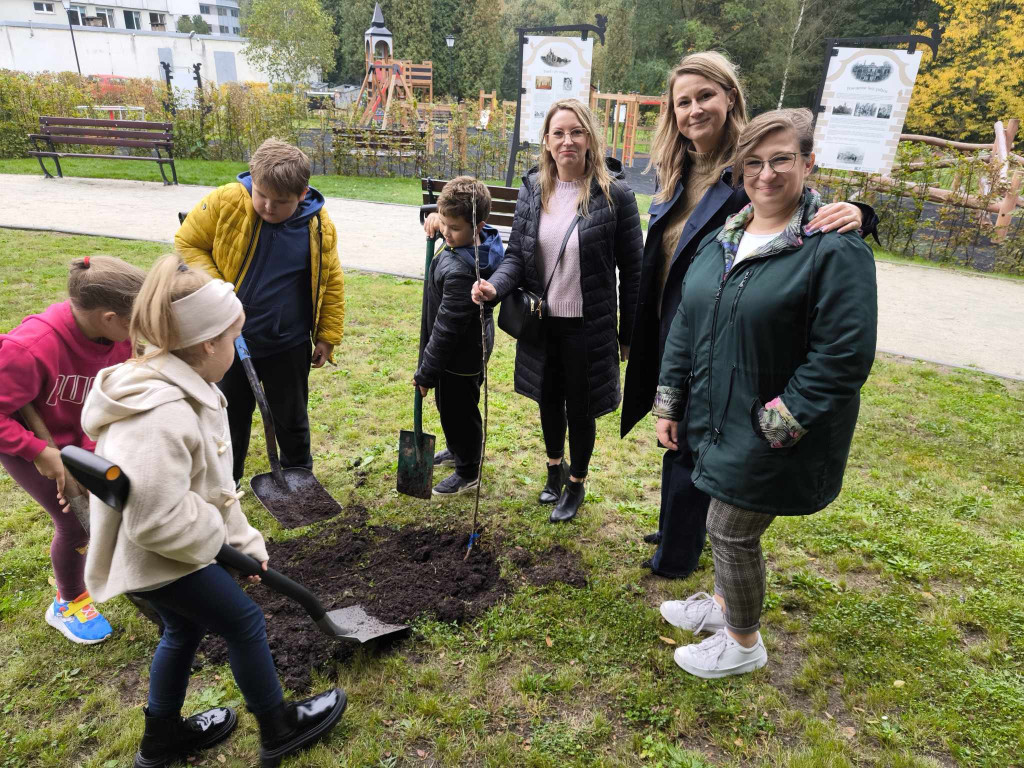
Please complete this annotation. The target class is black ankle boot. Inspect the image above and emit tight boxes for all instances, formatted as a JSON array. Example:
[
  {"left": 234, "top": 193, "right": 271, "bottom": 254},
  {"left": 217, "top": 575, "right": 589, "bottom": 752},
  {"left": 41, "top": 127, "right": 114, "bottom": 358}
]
[
  {"left": 538, "top": 460, "right": 568, "bottom": 504},
  {"left": 550, "top": 478, "right": 584, "bottom": 523},
  {"left": 133, "top": 706, "right": 237, "bottom": 768},
  {"left": 256, "top": 688, "right": 347, "bottom": 768},
  {"left": 643, "top": 531, "right": 662, "bottom": 545}
]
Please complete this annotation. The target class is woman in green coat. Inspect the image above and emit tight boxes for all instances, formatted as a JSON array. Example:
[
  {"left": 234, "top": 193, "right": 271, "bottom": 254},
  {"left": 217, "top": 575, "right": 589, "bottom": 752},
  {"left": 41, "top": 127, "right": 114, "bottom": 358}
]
[{"left": 652, "top": 108, "right": 877, "bottom": 679}]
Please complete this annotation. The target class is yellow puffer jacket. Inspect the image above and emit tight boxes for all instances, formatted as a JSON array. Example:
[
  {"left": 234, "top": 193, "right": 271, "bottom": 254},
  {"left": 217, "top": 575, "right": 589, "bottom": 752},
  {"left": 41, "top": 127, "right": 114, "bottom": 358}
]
[{"left": 174, "top": 182, "right": 344, "bottom": 347}]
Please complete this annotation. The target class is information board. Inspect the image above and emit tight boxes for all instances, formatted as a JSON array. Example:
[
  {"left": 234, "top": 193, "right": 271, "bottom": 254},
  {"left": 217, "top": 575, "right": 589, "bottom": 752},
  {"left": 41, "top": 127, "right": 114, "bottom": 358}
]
[
  {"left": 519, "top": 35, "right": 594, "bottom": 143},
  {"left": 813, "top": 47, "right": 922, "bottom": 175}
]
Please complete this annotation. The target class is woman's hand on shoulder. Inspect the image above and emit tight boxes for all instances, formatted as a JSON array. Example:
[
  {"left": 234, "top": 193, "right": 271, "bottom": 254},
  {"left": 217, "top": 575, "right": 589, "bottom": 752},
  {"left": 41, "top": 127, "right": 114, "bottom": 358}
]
[
  {"left": 471, "top": 279, "right": 496, "bottom": 305},
  {"left": 656, "top": 418, "right": 679, "bottom": 451},
  {"left": 806, "top": 202, "right": 862, "bottom": 234}
]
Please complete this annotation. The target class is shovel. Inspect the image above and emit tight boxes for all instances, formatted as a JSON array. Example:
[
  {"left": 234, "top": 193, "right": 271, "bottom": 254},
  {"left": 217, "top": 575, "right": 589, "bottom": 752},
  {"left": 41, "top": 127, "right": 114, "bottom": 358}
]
[
  {"left": 59, "top": 445, "right": 409, "bottom": 646},
  {"left": 397, "top": 235, "right": 438, "bottom": 499},
  {"left": 234, "top": 335, "right": 341, "bottom": 528}
]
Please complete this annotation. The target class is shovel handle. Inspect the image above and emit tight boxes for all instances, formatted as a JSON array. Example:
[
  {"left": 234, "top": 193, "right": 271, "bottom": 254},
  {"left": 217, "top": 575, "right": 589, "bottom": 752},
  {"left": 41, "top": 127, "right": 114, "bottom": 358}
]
[
  {"left": 20, "top": 405, "right": 88, "bottom": 501},
  {"left": 234, "top": 337, "right": 286, "bottom": 486},
  {"left": 216, "top": 543, "right": 327, "bottom": 623}
]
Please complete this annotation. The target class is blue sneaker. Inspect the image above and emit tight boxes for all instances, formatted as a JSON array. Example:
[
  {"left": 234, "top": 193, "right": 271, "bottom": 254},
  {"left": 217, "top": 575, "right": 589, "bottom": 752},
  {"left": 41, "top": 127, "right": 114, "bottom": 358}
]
[{"left": 45, "top": 591, "right": 112, "bottom": 645}]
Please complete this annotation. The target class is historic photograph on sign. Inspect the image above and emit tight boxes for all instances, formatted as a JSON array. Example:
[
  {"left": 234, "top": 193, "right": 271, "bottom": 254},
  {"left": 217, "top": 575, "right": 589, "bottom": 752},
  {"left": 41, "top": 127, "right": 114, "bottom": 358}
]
[
  {"left": 519, "top": 35, "right": 595, "bottom": 142},
  {"left": 813, "top": 46, "right": 922, "bottom": 175}
]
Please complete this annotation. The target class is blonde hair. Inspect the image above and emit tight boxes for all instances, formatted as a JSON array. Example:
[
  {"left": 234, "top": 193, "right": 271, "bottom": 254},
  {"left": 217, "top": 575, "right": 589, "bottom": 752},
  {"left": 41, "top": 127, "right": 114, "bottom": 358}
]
[
  {"left": 130, "top": 254, "right": 215, "bottom": 365},
  {"left": 732, "top": 108, "right": 815, "bottom": 187},
  {"left": 647, "top": 51, "right": 748, "bottom": 203},
  {"left": 438, "top": 176, "right": 491, "bottom": 224},
  {"left": 249, "top": 138, "right": 311, "bottom": 197},
  {"left": 538, "top": 99, "right": 614, "bottom": 216},
  {"left": 68, "top": 255, "right": 146, "bottom": 316}
]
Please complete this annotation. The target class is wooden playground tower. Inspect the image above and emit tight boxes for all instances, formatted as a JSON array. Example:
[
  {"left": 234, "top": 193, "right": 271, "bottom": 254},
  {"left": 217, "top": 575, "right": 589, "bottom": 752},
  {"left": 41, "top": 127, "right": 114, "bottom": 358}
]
[{"left": 356, "top": 3, "right": 433, "bottom": 128}]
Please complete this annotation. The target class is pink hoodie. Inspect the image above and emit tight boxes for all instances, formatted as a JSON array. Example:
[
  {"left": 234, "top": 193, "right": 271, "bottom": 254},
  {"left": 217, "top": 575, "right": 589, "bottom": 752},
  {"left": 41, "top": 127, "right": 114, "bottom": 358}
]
[{"left": 0, "top": 301, "right": 132, "bottom": 462}]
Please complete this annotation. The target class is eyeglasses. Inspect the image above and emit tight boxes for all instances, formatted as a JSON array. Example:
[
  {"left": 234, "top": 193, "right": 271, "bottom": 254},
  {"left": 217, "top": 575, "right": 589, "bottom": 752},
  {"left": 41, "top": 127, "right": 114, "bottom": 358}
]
[
  {"left": 548, "top": 128, "right": 588, "bottom": 142},
  {"left": 742, "top": 152, "right": 808, "bottom": 177}
]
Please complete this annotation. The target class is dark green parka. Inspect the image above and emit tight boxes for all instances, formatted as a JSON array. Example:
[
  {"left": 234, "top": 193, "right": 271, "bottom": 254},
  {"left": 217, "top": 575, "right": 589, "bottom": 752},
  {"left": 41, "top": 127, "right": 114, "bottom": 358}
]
[{"left": 654, "top": 190, "right": 878, "bottom": 516}]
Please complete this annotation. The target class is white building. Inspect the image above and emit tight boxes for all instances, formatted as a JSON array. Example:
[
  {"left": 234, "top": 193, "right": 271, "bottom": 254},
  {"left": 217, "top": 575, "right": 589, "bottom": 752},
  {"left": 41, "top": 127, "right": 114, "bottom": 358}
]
[{"left": 0, "top": 0, "right": 242, "bottom": 36}]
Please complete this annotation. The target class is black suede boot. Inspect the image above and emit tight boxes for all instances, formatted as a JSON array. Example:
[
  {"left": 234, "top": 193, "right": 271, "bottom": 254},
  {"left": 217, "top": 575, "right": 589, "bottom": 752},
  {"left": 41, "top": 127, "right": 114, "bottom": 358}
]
[
  {"left": 550, "top": 478, "right": 584, "bottom": 523},
  {"left": 538, "top": 460, "right": 569, "bottom": 504},
  {"left": 133, "top": 706, "right": 237, "bottom": 768},
  {"left": 256, "top": 688, "right": 347, "bottom": 768}
]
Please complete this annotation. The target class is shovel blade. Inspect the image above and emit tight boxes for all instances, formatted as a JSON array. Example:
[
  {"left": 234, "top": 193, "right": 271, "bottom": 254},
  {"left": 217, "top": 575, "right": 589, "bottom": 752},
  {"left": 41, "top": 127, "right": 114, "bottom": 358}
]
[
  {"left": 251, "top": 468, "right": 342, "bottom": 529},
  {"left": 397, "top": 429, "right": 435, "bottom": 499},
  {"left": 323, "top": 605, "right": 410, "bottom": 644}
]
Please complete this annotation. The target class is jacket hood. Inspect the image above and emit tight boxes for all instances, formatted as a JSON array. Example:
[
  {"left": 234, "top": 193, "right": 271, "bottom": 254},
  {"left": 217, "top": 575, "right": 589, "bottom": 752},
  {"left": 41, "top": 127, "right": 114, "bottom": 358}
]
[
  {"left": 81, "top": 353, "right": 224, "bottom": 440},
  {"left": 237, "top": 171, "right": 325, "bottom": 225},
  {"left": 448, "top": 224, "right": 505, "bottom": 276},
  {"left": 522, "top": 155, "right": 627, "bottom": 186}
]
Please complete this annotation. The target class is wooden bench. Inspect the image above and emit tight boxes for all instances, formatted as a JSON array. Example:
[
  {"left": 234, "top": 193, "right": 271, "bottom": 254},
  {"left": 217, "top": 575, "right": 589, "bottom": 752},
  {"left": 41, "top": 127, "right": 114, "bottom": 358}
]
[
  {"left": 420, "top": 178, "right": 518, "bottom": 234},
  {"left": 28, "top": 115, "right": 178, "bottom": 185},
  {"left": 332, "top": 127, "right": 425, "bottom": 157}
]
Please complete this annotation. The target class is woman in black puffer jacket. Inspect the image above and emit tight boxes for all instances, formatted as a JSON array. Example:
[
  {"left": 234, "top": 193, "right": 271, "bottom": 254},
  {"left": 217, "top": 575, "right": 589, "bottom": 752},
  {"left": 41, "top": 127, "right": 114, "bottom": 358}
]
[{"left": 472, "top": 98, "right": 643, "bottom": 523}]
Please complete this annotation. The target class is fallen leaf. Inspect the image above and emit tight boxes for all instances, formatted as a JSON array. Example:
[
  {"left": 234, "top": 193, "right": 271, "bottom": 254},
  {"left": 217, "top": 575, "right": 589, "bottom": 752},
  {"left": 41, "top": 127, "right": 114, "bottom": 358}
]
[
  {"left": 659, "top": 636, "right": 677, "bottom": 645},
  {"left": 417, "top": 749, "right": 426, "bottom": 758},
  {"left": 217, "top": 756, "right": 226, "bottom": 764},
  {"left": 921, "top": 591, "right": 934, "bottom": 599},
  {"left": 824, "top": 711, "right": 834, "bottom": 719},
  {"left": 545, "top": 636, "right": 553, "bottom": 647},
  {"left": 734, "top": 737, "right": 744, "bottom": 747},
  {"left": 841, "top": 726, "right": 856, "bottom": 739},
  {"left": 893, "top": 680, "right": 905, "bottom": 688}
]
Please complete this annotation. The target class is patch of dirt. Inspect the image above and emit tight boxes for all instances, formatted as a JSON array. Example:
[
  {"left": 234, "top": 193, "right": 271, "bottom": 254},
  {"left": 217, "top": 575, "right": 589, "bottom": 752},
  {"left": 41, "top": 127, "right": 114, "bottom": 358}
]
[
  {"left": 200, "top": 508, "right": 586, "bottom": 691},
  {"left": 250, "top": 474, "right": 343, "bottom": 529}
]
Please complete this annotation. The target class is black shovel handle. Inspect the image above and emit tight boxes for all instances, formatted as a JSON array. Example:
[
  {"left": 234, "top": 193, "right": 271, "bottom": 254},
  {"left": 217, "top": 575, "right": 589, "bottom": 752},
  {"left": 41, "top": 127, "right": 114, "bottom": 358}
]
[
  {"left": 216, "top": 543, "right": 328, "bottom": 623},
  {"left": 234, "top": 336, "right": 286, "bottom": 485}
]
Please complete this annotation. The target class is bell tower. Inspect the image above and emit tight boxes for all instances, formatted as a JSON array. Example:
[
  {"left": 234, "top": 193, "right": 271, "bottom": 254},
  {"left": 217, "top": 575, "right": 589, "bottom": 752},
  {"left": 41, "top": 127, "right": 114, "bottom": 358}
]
[{"left": 364, "top": 3, "right": 394, "bottom": 68}]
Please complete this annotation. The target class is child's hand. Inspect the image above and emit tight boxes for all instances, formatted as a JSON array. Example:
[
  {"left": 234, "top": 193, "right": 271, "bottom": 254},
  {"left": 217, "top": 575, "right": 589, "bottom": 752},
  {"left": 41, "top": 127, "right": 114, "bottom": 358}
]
[
  {"left": 423, "top": 212, "right": 442, "bottom": 238},
  {"left": 247, "top": 560, "right": 269, "bottom": 584},
  {"left": 33, "top": 445, "right": 67, "bottom": 493},
  {"left": 311, "top": 341, "right": 334, "bottom": 368},
  {"left": 471, "top": 279, "right": 497, "bottom": 305}
]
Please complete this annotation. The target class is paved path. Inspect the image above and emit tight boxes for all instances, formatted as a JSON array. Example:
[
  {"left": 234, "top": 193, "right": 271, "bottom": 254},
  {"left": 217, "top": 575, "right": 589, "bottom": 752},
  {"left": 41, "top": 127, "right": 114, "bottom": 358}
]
[{"left": 3, "top": 173, "right": 1023, "bottom": 380}]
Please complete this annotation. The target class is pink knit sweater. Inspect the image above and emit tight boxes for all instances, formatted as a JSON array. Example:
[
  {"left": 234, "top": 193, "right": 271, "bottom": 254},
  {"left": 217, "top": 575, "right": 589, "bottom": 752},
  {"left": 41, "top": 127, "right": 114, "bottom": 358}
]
[{"left": 537, "top": 179, "right": 583, "bottom": 318}]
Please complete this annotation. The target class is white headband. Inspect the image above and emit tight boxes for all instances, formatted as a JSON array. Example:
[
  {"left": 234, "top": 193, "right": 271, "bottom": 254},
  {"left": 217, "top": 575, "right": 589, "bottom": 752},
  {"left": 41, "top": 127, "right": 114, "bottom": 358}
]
[{"left": 171, "top": 279, "right": 243, "bottom": 348}]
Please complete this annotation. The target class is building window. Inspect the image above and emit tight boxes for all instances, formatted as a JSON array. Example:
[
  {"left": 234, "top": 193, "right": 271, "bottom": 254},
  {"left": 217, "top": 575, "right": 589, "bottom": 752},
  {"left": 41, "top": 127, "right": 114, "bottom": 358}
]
[
  {"left": 230, "top": 8, "right": 238, "bottom": 16},
  {"left": 95, "top": 7, "right": 114, "bottom": 26},
  {"left": 149, "top": 12, "right": 165, "bottom": 30},
  {"left": 219, "top": 24, "right": 229, "bottom": 33},
  {"left": 217, "top": 6, "right": 227, "bottom": 15},
  {"left": 33, "top": 2, "right": 55, "bottom": 13},
  {"left": 68, "top": 4, "right": 87, "bottom": 23},
  {"left": 199, "top": 4, "right": 211, "bottom": 13},
  {"left": 123, "top": 9, "right": 140, "bottom": 29},
  {"left": 232, "top": 26, "right": 239, "bottom": 34}
]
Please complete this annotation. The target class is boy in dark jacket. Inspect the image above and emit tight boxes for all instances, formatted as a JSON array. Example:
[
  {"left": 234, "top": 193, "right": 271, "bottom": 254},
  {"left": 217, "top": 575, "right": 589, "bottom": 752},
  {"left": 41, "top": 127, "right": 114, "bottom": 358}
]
[{"left": 415, "top": 177, "right": 504, "bottom": 496}]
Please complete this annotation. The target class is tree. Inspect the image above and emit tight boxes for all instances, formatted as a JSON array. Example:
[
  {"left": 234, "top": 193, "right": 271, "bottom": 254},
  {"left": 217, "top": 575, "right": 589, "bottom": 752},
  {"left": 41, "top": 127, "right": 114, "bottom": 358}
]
[
  {"left": 176, "top": 14, "right": 211, "bottom": 34},
  {"left": 905, "top": 0, "right": 1024, "bottom": 140},
  {"left": 241, "top": 0, "right": 339, "bottom": 85}
]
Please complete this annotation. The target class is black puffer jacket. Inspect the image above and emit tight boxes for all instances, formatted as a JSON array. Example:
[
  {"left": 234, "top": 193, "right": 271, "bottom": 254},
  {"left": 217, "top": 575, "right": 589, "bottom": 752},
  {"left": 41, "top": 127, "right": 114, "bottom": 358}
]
[
  {"left": 488, "top": 158, "right": 644, "bottom": 418},
  {"left": 415, "top": 226, "right": 504, "bottom": 387}
]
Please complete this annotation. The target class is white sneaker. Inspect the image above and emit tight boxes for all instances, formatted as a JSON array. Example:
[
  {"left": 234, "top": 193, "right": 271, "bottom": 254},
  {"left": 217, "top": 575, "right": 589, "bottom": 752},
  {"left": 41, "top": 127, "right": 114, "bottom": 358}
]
[
  {"left": 660, "top": 592, "right": 726, "bottom": 633},
  {"left": 674, "top": 629, "right": 767, "bottom": 679}
]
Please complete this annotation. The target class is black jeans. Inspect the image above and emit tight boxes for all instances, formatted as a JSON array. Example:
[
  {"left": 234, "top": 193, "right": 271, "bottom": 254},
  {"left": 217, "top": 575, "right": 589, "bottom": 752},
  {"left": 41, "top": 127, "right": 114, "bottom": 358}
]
[
  {"left": 218, "top": 341, "right": 312, "bottom": 482},
  {"left": 138, "top": 564, "right": 284, "bottom": 718},
  {"left": 649, "top": 446, "right": 711, "bottom": 576},
  {"left": 435, "top": 370, "right": 483, "bottom": 478},
  {"left": 539, "top": 318, "right": 596, "bottom": 479}
]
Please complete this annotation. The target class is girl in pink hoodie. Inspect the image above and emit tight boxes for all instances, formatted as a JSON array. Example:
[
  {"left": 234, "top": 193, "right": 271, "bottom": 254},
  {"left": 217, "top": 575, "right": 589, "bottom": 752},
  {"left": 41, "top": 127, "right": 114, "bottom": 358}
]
[{"left": 0, "top": 255, "right": 146, "bottom": 645}]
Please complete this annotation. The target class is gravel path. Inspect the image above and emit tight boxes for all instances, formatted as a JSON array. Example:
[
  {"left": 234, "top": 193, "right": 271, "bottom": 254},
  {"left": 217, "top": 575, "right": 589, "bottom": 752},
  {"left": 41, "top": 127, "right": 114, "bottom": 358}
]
[{"left": 3, "top": 173, "right": 1022, "bottom": 380}]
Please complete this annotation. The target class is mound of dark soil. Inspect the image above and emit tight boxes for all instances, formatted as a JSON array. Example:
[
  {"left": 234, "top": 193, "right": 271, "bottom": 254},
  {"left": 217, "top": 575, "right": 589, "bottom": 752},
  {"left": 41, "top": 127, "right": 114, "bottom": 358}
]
[{"left": 199, "top": 508, "right": 586, "bottom": 691}]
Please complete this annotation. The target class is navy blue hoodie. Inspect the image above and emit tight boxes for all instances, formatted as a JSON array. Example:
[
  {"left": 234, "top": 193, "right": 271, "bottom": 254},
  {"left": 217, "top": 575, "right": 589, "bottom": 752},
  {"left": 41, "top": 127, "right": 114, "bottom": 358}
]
[{"left": 236, "top": 171, "right": 324, "bottom": 357}]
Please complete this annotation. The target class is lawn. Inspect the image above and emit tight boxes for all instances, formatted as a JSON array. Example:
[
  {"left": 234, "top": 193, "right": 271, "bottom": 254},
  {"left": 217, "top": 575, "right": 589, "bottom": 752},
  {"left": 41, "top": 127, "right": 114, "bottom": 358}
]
[
  {"left": 1, "top": 228, "right": 1022, "bottom": 768},
  {"left": 0, "top": 158, "right": 654, "bottom": 224}
]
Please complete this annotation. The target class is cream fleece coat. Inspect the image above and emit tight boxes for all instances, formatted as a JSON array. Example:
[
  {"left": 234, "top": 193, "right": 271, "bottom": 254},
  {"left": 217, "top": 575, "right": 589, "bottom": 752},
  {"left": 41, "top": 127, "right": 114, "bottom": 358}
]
[{"left": 81, "top": 353, "right": 268, "bottom": 603}]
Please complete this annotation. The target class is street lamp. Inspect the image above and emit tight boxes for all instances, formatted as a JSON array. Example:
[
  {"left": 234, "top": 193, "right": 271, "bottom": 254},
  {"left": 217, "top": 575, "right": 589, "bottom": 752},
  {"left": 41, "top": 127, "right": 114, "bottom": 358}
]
[
  {"left": 59, "top": 0, "right": 82, "bottom": 76},
  {"left": 444, "top": 33, "right": 455, "bottom": 100}
]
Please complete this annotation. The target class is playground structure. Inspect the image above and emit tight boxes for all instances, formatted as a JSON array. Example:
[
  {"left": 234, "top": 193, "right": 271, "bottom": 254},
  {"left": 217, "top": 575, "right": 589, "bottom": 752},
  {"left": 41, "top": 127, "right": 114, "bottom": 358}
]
[{"left": 590, "top": 91, "right": 668, "bottom": 167}]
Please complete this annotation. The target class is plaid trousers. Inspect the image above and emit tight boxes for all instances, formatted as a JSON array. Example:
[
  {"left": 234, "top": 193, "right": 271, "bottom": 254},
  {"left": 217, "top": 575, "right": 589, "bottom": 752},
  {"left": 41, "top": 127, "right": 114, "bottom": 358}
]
[{"left": 707, "top": 498, "right": 776, "bottom": 633}]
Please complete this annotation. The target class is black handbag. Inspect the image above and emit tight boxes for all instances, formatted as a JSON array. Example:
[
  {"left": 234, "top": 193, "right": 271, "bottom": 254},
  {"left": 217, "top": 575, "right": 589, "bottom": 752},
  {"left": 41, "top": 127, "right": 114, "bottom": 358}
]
[{"left": 498, "top": 214, "right": 581, "bottom": 343}]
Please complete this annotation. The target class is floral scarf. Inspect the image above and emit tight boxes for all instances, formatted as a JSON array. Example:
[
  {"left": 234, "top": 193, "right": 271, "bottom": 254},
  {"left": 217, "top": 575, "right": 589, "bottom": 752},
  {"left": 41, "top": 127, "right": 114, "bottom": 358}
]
[{"left": 716, "top": 188, "right": 823, "bottom": 277}]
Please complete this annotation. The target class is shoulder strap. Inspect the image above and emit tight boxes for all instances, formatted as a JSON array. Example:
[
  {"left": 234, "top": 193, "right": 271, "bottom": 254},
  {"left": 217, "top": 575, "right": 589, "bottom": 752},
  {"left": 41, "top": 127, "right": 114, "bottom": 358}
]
[{"left": 541, "top": 213, "right": 581, "bottom": 300}]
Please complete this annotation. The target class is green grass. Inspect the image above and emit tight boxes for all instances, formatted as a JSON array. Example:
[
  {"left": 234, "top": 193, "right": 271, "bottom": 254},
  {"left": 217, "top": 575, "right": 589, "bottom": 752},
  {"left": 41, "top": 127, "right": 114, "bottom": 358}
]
[
  {"left": 0, "top": 158, "right": 655, "bottom": 224},
  {"left": 872, "top": 245, "right": 1024, "bottom": 282},
  {"left": 2, "top": 228, "right": 1022, "bottom": 767}
]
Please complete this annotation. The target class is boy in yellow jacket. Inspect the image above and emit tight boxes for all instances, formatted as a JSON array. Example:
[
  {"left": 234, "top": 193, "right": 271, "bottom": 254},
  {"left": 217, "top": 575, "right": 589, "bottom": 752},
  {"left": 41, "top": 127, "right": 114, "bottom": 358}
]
[{"left": 175, "top": 138, "right": 344, "bottom": 484}]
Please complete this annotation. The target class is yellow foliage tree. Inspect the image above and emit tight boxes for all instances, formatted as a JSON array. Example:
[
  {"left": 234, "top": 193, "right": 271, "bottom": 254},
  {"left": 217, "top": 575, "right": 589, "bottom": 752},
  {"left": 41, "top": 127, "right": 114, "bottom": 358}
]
[{"left": 905, "top": 0, "right": 1024, "bottom": 141}]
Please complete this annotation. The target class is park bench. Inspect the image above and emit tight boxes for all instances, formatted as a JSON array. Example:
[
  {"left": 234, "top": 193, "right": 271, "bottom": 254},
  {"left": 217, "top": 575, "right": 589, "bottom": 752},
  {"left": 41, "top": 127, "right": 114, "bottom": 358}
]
[
  {"left": 27, "top": 115, "right": 178, "bottom": 185},
  {"left": 420, "top": 178, "right": 518, "bottom": 237},
  {"left": 332, "top": 126, "right": 425, "bottom": 158}
]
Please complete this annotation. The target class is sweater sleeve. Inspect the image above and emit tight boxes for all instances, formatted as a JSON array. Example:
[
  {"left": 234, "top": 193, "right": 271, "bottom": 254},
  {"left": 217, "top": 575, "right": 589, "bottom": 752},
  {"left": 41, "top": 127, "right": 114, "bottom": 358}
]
[
  {"left": 0, "top": 340, "right": 48, "bottom": 461},
  {"left": 415, "top": 266, "right": 478, "bottom": 388},
  {"left": 613, "top": 184, "right": 644, "bottom": 345},
  {"left": 103, "top": 403, "right": 228, "bottom": 566},
  {"left": 780, "top": 234, "right": 878, "bottom": 428},
  {"left": 487, "top": 185, "right": 529, "bottom": 300}
]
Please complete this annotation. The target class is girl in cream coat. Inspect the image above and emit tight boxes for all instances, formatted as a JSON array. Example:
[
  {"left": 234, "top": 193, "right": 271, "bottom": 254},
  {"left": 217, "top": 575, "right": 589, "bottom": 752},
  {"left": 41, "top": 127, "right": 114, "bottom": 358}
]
[{"left": 81, "top": 255, "right": 345, "bottom": 768}]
